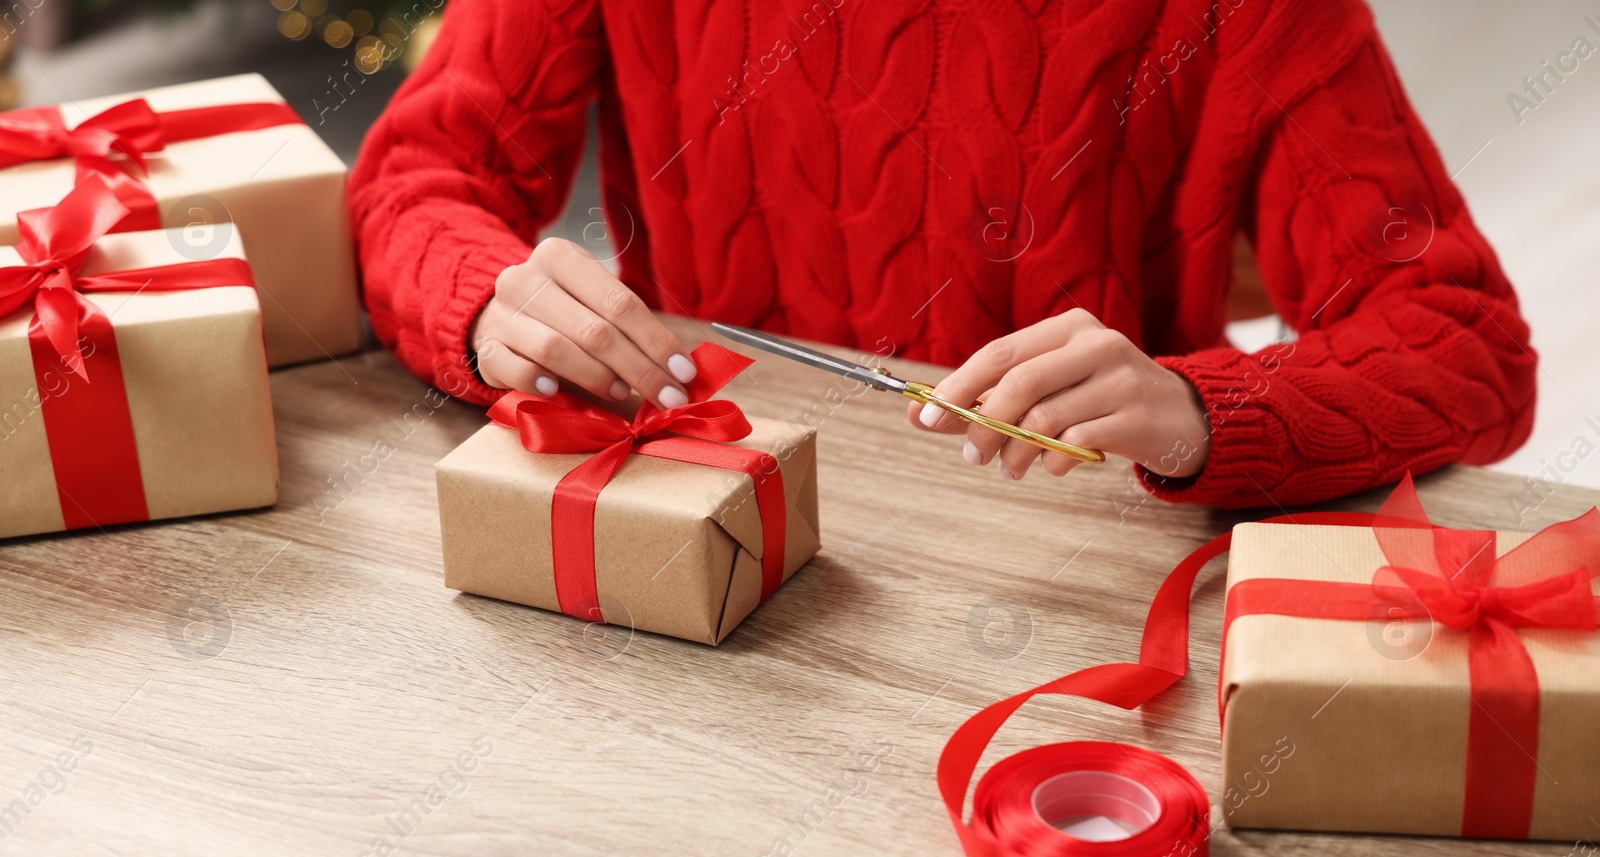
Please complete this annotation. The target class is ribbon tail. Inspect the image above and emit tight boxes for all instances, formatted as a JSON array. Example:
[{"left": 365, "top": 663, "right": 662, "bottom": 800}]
[
  {"left": 32, "top": 285, "right": 89, "bottom": 381},
  {"left": 682, "top": 341, "right": 755, "bottom": 402},
  {"left": 1460, "top": 619, "right": 1540, "bottom": 839},
  {"left": 90, "top": 163, "right": 162, "bottom": 232},
  {"left": 549, "top": 441, "right": 634, "bottom": 621},
  {"left": 28, "top": 301, "right": 149, "bottom": 529}
]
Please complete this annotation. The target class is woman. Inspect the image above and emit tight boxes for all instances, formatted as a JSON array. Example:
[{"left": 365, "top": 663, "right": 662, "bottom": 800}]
[{"left": 349, "top": 0, "right": 1533, "bottom": 509}]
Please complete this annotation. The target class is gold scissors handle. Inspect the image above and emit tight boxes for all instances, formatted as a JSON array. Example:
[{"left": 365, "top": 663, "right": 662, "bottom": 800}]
[{"left": 899, "top": 380, "right": 1105, "bottom": 463}]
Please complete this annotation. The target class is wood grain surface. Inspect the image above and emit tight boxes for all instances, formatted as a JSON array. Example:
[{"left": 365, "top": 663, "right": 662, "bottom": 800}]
[{"left": 0, "top": 315, "right": 1588, "bottom": 856}]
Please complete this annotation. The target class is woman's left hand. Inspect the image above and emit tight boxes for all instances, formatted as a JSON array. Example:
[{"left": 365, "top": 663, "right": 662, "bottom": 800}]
[{"left": 906, "top": 308, "right": 1212, "bottom": 480}]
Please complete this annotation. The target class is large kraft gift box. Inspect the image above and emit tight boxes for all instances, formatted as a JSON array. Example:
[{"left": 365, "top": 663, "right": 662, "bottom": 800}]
[
  {"left": 436, "top": 344, "right": 820, "bottom": 645},
  {"left": 1220, "top": 479, "right": 1600, "bottom": 841},
  {"left": 0, "top": 180, "right": 277, "bottom": 539},
  {"left": 0, "top": 73, "right": 360, "bottom": 367}
]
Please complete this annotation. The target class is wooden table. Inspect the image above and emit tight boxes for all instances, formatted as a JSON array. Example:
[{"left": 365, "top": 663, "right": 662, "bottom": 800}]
[{"left": 0, "top": 316, "right": 1584, "bottom": 856}]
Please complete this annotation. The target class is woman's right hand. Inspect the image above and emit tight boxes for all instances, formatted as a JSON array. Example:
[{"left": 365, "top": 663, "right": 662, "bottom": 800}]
[{"left": 470, "top": 237, "right": 698, "bottom": 407}]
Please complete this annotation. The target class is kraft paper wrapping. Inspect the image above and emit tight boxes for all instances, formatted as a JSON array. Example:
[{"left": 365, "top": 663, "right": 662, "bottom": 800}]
[
  {"left": 0, "top": 228, "right": 278, "bottom": 539},
  {"left": 436, "top": 418, "right": 820, "bottom": 645},
  {"left": 0, "top": 73, "right": 361, "bottom": 367},
  {"left": 1221, "top": 522, "right": 1600, "bottom": 840}
]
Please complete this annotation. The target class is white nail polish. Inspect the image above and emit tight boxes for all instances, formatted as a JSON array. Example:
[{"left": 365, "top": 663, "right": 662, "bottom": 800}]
[
  {"left": 963, "top": 440, "right": 981, "bottom": 465},
  {"left": 609, "top": 380, "right": 631, "bottom": 400},
  {"left": 918, "top": 402, "right": 944, "bottom": 428},
  {"left": 534, "top": 376, "right": 559, "bottom": 397},
  {"left": 659, "top": 386, "right": 689, "bottom": 408},
  {"left": 668, "top": 353, "right": 697, "bottom": 384},
  {"left": 998, "top": 463, "right": 1016, "bottom": 481}
]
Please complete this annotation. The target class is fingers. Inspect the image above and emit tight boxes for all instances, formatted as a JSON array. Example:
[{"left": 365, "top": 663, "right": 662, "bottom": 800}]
[
  {"left": 964, "top": 340, "right": 1105, "bottom": 468},
  {"left": 524, "top": 238, "right": 695, "bottom": 407},
  {"left": 906, "top": 391, "right": 993, "bottom": 436},
  {"left": 993, "top": 400, "right": 1116, "bottom": 480},
  {"left": 1040, "top": 417, "right": 1118, "bottom": 477},
  {"left": 475, "top": 337, "right": 559, "bottom": 397},
  {"left": 919, "top": 309, "right": 1095, "bottom": 430},
  {"left": 904, "top": 308, "right": 1204, "bottom": 482},
  {"left": 476, "top": 300, "right": 629, "bottom": 400}
]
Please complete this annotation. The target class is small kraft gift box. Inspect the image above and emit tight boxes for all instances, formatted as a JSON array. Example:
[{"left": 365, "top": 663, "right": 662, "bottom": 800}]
[
  {"left": 1220, "top": 475, "right": 1600, "bottom": 841},
  {"left": 0, "top": 175, "right": 277, "bottom": 539},
  {"left": 0, "top": 73, "right": 360, "bottom": 367},
  {"left": 436, "top": 343, "right": 820, "bottom": 645}
]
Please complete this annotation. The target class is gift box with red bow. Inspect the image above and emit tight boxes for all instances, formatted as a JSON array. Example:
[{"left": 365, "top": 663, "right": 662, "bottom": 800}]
[
  {"left": 0, "top": 175, "right": 277, "bottom": 539},
  {"left": 1220, "top": 476, "right": 1600, "bottom": 840},
  {"left": 435, "top": 343, "right": 820, "bottom": 645},
  {"left": 0, "top": 73, "right": 359, "bottom": 367}
]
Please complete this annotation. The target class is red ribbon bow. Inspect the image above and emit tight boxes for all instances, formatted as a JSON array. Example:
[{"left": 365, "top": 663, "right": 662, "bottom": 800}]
[
  {"left": 0, "top": 99, "right": 165, "bottom": 173},
  {"left": 0, "top": 172, "right": 255, "bottom": 379},
  {"left": 1380, "top": 564, "right": 1597, "bottom": 632},
  {"left": 2, "top": 172, "right": 258, "bottom": 531},
  {"left": 0, "top": 96, "right": 305, "bottom": 232},
  {"left": 1225, "top": 474, "right": 1600, "bottom": 839},
  {"left": 488, "top": 342, "right": 788, "bottom": 624}
]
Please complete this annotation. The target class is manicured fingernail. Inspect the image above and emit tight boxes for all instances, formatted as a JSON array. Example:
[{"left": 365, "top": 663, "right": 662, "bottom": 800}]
[
  {"left": 668, "top": 353, "right": 697, "bottom": 383},
  {"left": 963, "top": 440, "right": 981, "bottom": 465},
  {"left": 658, "top": 386, "right": 689, "bottom": 408},
  {"left": 919, "top": 402, "right": 944, "bottom": 428},
  {"left": 534, "top": 376, "right": 559, "bottom": 397},
  {"left": 998, "top": 462, "right": 1016, "bottom": 481},
  {"left": 609, "top": 380, "right": 630, "bottom": 400}
]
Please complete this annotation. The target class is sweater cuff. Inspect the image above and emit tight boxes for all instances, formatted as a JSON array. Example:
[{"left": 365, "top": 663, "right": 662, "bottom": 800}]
[
  {"left": 1138, "top": 350, "right": 1291, "bottom": 509},
  {"left": 430, "top": 238, "right": 532, "bottom": 405}
]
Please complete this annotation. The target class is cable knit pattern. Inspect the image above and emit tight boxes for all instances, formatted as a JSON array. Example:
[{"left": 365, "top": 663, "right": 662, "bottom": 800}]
[{"left": 350, "top": 0, "right": 1536, "bottom": 509}]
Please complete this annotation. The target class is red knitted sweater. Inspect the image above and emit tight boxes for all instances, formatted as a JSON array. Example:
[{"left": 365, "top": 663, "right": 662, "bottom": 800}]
[{"left": 349, "top": 0, "right": 1535, "bottom": 509}]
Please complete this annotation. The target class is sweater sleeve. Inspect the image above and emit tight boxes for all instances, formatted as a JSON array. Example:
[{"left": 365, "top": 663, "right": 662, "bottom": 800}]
[
  {"left": 1140, "top": 13, "right": 1536, "bottom": 509},
  {"left": 348, "top": 0, "right": 604, "bottom": 404}
]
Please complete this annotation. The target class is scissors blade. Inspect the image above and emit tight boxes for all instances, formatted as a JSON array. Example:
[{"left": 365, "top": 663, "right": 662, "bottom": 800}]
[{"left": 709, "top": 323, "right": 905, "bottom": 393}]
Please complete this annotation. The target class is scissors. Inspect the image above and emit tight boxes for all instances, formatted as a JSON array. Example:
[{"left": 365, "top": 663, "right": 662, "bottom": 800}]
[{"left": 709, "top": 323, "right": 1105, "bottom": 463}]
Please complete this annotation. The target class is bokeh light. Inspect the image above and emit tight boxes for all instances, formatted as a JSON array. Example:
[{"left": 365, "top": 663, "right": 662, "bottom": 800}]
[
  {"left": 354, "top": 35, "right": 385, "bottom": 74},
  {"left": 277, "top": 10, "right": 311, "bottom": 40},
  {"left": 323, "top": 18, "right": 354, "bottom": 48},
  {"left": 346, "top": 9, "right": 374, "bottom": 37}
]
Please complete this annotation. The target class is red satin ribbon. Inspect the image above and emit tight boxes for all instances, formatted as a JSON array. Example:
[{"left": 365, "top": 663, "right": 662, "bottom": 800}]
[
  {"left": 941, "top": 480, "right": 1475, "bottom": 854},
  {"left": 1, "top": 174, "right": 258, "bottom": 530},
  {"left": 942, "top": 475, "right": 1600, "bottom": 854},
  {"left": 1223, "top": 474, "right": 1600, "bottom": 839},
  {"left": 969, "top": 742, "right": 1210, "bottom": 856},
  {"left": 0, "top": 97, "right": 303, "bottom": 231},
  {"left": 487, "top": 342, "right": 787, "bottom": 623}
]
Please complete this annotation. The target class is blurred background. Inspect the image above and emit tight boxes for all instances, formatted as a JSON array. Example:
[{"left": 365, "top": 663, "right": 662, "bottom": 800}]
[{"left": 6, "top": 0, "right": 1597, "bottom": 496}]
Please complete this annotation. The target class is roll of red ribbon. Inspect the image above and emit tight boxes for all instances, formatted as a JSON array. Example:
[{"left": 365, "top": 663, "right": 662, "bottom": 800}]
[
  {"left": 972, "top": 742, "right": 1209, "bottom": 855},
  {"left": 940, "top": 509, "right": 1378, "bottom": 856}
]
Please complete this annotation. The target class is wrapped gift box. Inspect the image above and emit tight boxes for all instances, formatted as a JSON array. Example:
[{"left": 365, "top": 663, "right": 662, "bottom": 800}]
[
  {"left": 1221, "top": 512, "right": 1600, "bottom": 840},
  {"left": 436, "top": 372, "right": 820, "bottom": 645},
  {"left": 0, "top": 215, "right": 277, "bottom": 538},
  {"left": 0, "top": 73, "right": 361, "bottom": 367}
]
